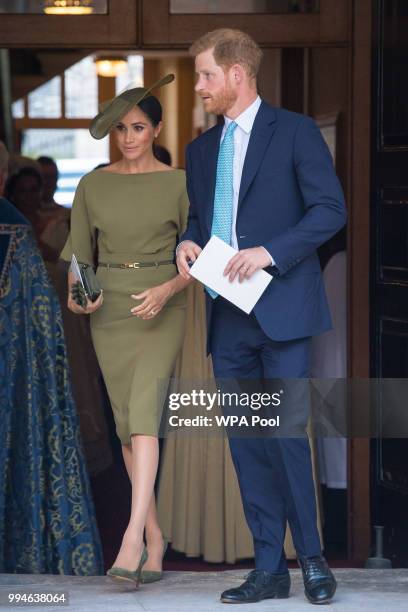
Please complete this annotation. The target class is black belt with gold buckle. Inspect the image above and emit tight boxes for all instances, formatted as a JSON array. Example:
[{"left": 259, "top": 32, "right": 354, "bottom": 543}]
[{"left": 98, "top": 259, "right": 174, "bottom": 270}]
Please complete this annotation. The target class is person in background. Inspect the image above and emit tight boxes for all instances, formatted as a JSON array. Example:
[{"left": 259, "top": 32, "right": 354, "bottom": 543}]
[
  {"left": 37, "top": 156, "right": 71, "bottom": 262},
  {"left": 37, "top": 155, "right": 71, "bottom": 258},
  {"left": 37, "top": 155, "right": 60, "bottom": 209},
  {"left": 5, "top": 165, "right": 43, "bottom": 221},
  {"left": 0, "top": 140, "right": 103, "bottom": 575},
  {"left": 5, "top": 165, "right": 60, "bottom": 261}
]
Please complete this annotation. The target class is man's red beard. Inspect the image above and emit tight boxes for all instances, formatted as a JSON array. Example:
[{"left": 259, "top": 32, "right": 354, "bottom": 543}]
[{"left": 201, "top": 84, "right": 238, "bottom": 115}]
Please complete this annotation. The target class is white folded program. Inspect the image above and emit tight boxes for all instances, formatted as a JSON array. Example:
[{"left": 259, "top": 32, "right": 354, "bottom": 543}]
[{"left": 189, "top": 235, "right": 272, "bottom": 314}]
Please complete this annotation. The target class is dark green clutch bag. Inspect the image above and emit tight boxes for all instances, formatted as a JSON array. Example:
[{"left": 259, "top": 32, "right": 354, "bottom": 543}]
[{"left": 71, "top": 262, "right": 102, "bottom": 307}]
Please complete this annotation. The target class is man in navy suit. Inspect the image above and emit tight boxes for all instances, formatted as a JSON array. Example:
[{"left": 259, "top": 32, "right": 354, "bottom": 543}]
[{"left": 177, "top": 29, "right": 346, "bottom": 605}]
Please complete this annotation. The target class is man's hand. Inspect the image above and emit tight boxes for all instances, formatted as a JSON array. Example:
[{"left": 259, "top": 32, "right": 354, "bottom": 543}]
[
  {"left": 176, "top": 240, "right": 202, "bottom": 279},
  {"left": 224, "top": 247, "right": 272, "bottom": 283}
]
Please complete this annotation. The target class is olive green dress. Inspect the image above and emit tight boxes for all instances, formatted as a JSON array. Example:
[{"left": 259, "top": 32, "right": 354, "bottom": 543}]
[{"left": 61, "top": 168, "right": 188, "bottom": 443}]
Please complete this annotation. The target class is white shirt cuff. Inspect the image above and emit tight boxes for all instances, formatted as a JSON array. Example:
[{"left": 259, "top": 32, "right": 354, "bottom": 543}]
[{"left": 261, "top": 246, "right": 275, "bottom": 267}]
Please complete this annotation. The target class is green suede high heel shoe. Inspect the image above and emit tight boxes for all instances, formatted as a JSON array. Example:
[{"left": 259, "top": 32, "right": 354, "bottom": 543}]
[
  {"left": 107, "top": 545, "right": 148, "bottom": 587},
  {"left": 140, "top": 538, "right": 168, "bottom": 584}
]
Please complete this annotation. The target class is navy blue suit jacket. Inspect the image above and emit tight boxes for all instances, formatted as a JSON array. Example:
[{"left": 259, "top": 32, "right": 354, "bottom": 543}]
[{"left": 180, "top": 100, "right": 347, "bottom": 347}]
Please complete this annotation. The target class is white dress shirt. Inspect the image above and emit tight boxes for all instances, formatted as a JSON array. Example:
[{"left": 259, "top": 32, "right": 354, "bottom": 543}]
[
  {"left": 222, "top": 96, "right": 261, "bottom": 249},
  {"left": 222, "top": 96, "right": 274, "bottom": 264},
  {"left": 180, "top": 95, "right": 274, "bottom": 265}
]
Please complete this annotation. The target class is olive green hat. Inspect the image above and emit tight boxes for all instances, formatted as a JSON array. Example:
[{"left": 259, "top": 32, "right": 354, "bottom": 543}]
[{"left": 89, "top": 73, "right": 175, "bottom": 140}]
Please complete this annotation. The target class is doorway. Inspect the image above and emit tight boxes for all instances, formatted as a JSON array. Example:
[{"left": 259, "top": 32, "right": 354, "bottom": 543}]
[{"left": 0, "top": 0, "right": 372, "bottom": 565}]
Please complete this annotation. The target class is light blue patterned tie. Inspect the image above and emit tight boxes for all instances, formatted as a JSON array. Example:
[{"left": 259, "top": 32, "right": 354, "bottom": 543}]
[{"left": 206, "top": 120, "right": 238, "bottom": 298}]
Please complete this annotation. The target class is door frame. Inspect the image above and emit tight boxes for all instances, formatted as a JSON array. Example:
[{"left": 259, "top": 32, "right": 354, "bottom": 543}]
[
  {"left": 347, "top": 0, "right": 372, "bottom": 564},
  {"left": 1, "top": 0, "right": 372, "bottom": 564}
]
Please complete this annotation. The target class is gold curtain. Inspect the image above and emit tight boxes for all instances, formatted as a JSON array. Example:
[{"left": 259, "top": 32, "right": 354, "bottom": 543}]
[{"left": 157, "top": 282, "right": 322, "bottom": 563}]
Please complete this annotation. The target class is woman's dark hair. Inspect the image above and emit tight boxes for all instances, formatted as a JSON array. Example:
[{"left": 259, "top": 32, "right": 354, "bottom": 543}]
[
  {"left": 153, "top": 144, "right": 172, "bottom": 166},
  {"left": 5, "top": 166, "right": 43, "bottom": 200},
  {"left": 137, "top": 95, "right": 162, "bottom": 127}
]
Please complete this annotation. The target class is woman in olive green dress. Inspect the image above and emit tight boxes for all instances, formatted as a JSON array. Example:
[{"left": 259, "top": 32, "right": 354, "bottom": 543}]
[{"left": 61, "top": 76, "right": 192, "bottom": 586}]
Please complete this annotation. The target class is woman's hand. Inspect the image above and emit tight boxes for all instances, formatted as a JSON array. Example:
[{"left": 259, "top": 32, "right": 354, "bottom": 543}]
[
  {"left": 131, "top": 282, "right": 173, "bottom": 320},
  {"left": 67, "top": 290, "right": 103, "bottom": 315}
]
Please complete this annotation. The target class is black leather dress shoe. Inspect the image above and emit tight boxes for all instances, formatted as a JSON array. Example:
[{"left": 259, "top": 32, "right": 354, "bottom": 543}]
[
  {"left": 298, "top": 556, "right": 337, "bottom": 604},
  {"left": 220, "top": 569, "right": 290, "bottom": 604}
]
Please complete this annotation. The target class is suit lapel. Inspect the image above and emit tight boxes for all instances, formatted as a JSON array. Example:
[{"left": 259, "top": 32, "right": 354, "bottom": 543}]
[
  {"left": 200, "top": 122, "right": 223, "bottom": 233},
  {"left": 238, "top": 102, "right": 277, "bottom": 209}
]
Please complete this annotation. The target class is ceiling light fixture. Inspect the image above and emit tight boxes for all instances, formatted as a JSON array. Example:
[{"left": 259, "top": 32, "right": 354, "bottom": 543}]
[
  {"left": 95, "top": 57, "right": 128, "bottom": 78},
  {"left": 43, "top": 1, "right": 94, "bottom": 15}
]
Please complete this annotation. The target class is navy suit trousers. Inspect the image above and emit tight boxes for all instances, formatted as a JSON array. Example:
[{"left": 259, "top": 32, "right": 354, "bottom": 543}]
[{"left": 210, "top": 297, "right": 322, "bottom": 573}]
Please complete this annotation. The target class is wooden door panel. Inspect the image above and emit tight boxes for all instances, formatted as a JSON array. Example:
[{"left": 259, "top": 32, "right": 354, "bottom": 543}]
[
  {"left": 378, "top": 187, "right": 408, "bottom": 285},
  {"left": 0, "top": 0, "right": 137, "bottom": 47},
  {"left": 141, "top": 0, "right": 348, "bottom": 47},
  {"left": 371, "top": 0, "right": 408, "bottom": 566}
]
